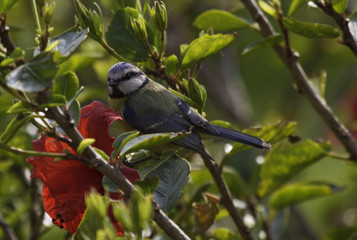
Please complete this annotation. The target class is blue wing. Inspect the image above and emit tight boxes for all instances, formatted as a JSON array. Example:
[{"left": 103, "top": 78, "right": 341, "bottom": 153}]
[{"left": 122, "top": 99, "right": 211, "bottom": 157}]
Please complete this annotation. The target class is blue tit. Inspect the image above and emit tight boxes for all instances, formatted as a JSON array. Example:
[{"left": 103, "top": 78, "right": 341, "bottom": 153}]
[{"left": 107, "top": 62, "right": 271, "bottom": 160}]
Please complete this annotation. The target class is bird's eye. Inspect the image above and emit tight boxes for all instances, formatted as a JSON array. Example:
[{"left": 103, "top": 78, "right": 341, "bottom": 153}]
[{"left": 122, "top": 72, "right": 135, "bottom": 81}]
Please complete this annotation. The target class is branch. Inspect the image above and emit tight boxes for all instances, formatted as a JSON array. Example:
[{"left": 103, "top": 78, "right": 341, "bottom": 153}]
[
  {"left": 0, "top": 214, "right": 18, "bottom": 240},
  {"left": 240, "top": 0, "right": 357, "bottom": 161},
  {"left": 45, "top": 106, "right": 190, "bottom": 240},
  {"left": 314, "top": 0, "right": 357, "bottom": 57},
  {"left": 201, "top": 155, "right": 253, "bottom": 240}
]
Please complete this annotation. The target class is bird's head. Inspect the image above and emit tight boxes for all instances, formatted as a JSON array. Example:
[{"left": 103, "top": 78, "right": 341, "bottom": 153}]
[{"left": 108, "top": 62, "right": 149, "bottom": 98}]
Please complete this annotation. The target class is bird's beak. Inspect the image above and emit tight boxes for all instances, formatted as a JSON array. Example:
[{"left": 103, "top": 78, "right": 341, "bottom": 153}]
[{"left": 108, "top": 79, "right": 117, "bottom": 87}]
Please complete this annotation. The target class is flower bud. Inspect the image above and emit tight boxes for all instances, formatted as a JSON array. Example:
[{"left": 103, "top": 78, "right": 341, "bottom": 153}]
[
  {"left": 154, "top": 1, "right": 167, "bottom": 32},
  {"left": 188, "top": 78, "right": 207, "bottom": 112},
  {"left": 131, "top": 16, "right": 148, "bottom": 43},
  {"left": 74, "top": 0, "right": 104, "bottom": 41},
  {"left": 44, "top": 2, "right": 56, "bottom": 25}
]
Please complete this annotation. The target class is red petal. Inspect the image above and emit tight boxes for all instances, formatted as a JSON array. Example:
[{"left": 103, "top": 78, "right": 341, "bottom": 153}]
[
  {"left": 78, "top": 101, "right": 121, "bottom": 156},
  {"left": 121, "top": 164, "right": 140, "bottom": 183},
  {"left": 27, "top": 134, "right": 104, "bottom": 233},
  {"left": 27, "top": 102, "right": 138, "bottom": 235}
]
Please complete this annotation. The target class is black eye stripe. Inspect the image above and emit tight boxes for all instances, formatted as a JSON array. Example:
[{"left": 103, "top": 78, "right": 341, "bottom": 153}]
[{"left": 120, "top": 71, "right": 142, "bottom": 81}]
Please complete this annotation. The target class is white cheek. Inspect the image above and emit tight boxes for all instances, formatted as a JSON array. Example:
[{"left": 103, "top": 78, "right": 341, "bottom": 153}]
[{"left": 118, "top": 76, "right": 145, "bottom": 95}]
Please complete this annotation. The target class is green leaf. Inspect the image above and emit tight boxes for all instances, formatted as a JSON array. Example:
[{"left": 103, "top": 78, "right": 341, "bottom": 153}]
[
  {"left": 332, "top": 0, "right": 348, "bottom": 14},
  {"left": 77, "top": 190, "right": 116, "bottom": 239},
  {"left": 288, "top": 0, "right": 306, "bottom": 17},
  {"left": 93, "top": 147, "right": 109, "bottom": 162},
  {"left": 106, "top": 7, "right": 150, "bottom": 62},
  {"left": 119, "top": 131, "right": 190, "bottom": 157},
  {"left": 102, "top": 175, "right": 119, "bottom": 192},
  {"left": 6, "top": 51, "right": 58, "bottom": 92},
  {"left": 112, "top": 189, "right": 152, "bottom": 236},
  {"left": 231, "top": 121, "right": 297, "bottom": 153},
  {"left": 210, "top": 120, "right": 239, "bottom": 131},
  {"left": 0, "top": 113, "right": 32, "bottom": 144},
  {"left": 6, "top": 101, "right": 32, "bottom": 114},
  {"left": 164, "top": 55, "right": 179, "bottom": 75},
  {"left": 134, "top": 177, "right": 160, "bottom": 195},
  {"left": 179, "top": 33, "right": 236, "bottom": 70},
  {"left": 53, "top": 28, "right": 88, "bottom": 57},
  {"left": 193, "top": 9, "right": 250, "bottom": 32},
  {"left": 258, "top": 0, "right": 277, "bottom": 17},
  {"left": 77, "top": 138, "right": 96, "bottom": 154},
  {"left": 282, "top": 17, "right": 340, "bottom": 39},
  {"left": 39, "top": 94, "right": 66, "bottom": 108},
  {"left": 242, "top": 34, "right": 283, "bottom": 55},
  {"left": 258, "top": 140, "right": 331, "bottom": 197},
  {"left": 68, "top": 99, "right": 81, "bottom": 126},
  {"left": 212, "top": 228, "right": 242, "bottom": 240},
  {"left": 269, "top": 182, "right": 341, "bottom": 209},
  {"left": 53, "top": 72, "right": 79, "bottom": 101},
  {"left": 111, "top": 131, "right": 140, "bottom": 159},
  {"left": 144, "top": 155, "right": 190, "bottom": 212},
  {"left": 0, "top": 0, "right": 18, "bottom": 12},
  {"left": 169, "top": 88, "right": 198, "bottom": 109}
]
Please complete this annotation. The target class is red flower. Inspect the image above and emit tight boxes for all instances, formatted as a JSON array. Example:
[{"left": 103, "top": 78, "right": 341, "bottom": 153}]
[{"left": 27, "top": 101, "right": 139, "bottom": 234}]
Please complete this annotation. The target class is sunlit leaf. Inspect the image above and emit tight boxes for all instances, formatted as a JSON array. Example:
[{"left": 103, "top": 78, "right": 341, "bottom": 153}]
[
  {"left": 282, "top": 17, "right": 340, "bottom": 38},
  {"left": 288, "top": 0, "right": 307, "bottom": 17},
  {"left": 144, "top": 154, "right": 190, "bottom": 212},
  {"left": 242, "top": 34, "right": 283, "bottom": 55},
  {"left": 213, "top": 228, "right": 242, "bottom": 240},
  {"left": 258, "top": 140, "right": 331, "bottom": 197},
  {"left": 106, "top": 7, "right": 150, "bottom": 62},
  {"left": 348, "top": 12, "right": 357, "bottom": 41},
  {"left": 6, "top": 51, "right": 58, "bottom": 92},
  {"left": 6, "top": 101, "right": 32, "bottom": 114},
  {"left": 269, "top": 182, "right": 341, "bottom": 209},
  {"left": 193, "top": 9, "right": 250, "bottom": 32},
  {"left": 119, "top": 131, "right": 190, "bottom": 157},
  {"left": 77, "top": 138, "right": 96, "bottom": 154},
  {"left": 180, "top": 33, "right": 236, "bottom": 70},
  {"left": 231, "top": 121, "right": 297, "bottom": 154},
  {"left": 164, "top": 55, "right": 179, "bottom": 75},
  {"left": 258, "top": 0, "right": 277, "bottom": 17}
]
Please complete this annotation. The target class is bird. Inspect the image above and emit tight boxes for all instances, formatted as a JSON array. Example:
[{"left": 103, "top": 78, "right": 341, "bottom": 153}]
[{"left": 107, "top": 62, "right": 271, "bottom": 160}]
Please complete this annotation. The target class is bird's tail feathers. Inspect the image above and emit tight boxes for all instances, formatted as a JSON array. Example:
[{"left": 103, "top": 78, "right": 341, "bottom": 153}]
[{"left": 212, "top": 125, "right": 272, "bottom": 150}]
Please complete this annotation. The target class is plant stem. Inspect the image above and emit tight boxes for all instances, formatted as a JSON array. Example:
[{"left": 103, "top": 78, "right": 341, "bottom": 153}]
[
  {"left": 30, "top": 0, "right": 41, "bottom": 31},
  {"left": 0, "top": 141, "right": 70, "bottom": 158},
  {"left": 201, "top": 155, "right": 253, "bottom": 240},
  {"left": 240, "top": 0, "right": 357, "bottom": 161},
  {"left": 314, "top": 0, "right": 357, "bottom": 57},
  {"left": 0, "top": 214, "right": 18, "bottom": 240},
  {"left": 98, "top": 38, "right": 130, "bottom": 62}
]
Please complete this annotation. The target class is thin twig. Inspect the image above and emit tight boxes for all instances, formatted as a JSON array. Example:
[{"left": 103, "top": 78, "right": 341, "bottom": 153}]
[
  {"left": 201, "top": 155, "right": 253, "bottom": 240},
  {"left": 45, "top": 106, "right": 190, "bottom": 240},
  {"left": 0, "top": 214, "right": 18, "bottom": 240},
  {"left": 240, "top": 0, "right": 357, "bottom": 161},
  {"left": 314, "top": 0, "right": 357, "bottom": 57}
]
